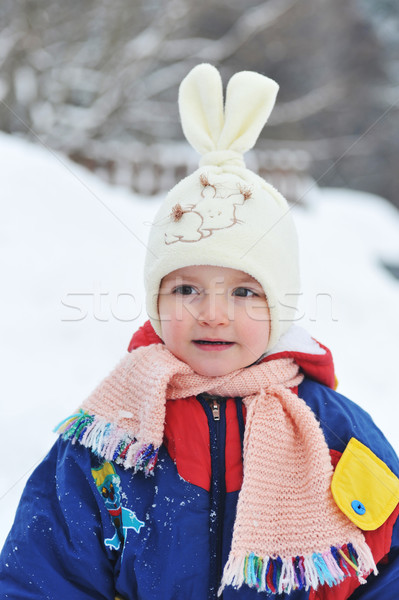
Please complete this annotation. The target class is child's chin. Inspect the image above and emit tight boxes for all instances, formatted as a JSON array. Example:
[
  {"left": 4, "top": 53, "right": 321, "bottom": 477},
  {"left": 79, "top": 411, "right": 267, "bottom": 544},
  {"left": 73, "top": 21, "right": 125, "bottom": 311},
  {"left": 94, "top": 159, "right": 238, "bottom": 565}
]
[{"left": 192, "top": 362, "right": 235, "bottom": 378}]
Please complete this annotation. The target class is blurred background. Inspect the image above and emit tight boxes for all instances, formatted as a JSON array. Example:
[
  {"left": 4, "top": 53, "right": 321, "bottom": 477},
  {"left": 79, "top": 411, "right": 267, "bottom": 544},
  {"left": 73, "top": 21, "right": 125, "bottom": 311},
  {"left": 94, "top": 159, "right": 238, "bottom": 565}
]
[
  {"left": 1, "top": 0, "right": 399, "bottom": 546},
  {"left": 1, "top": 0, "right": 399, "bottom": 204}
]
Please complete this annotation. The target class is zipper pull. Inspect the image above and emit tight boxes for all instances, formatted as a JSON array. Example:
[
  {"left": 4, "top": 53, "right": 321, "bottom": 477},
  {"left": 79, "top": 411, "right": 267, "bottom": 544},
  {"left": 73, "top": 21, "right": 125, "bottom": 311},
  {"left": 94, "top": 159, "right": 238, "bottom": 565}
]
[{"left": 209, "top": 398, "right": 220, "bottom": 421}]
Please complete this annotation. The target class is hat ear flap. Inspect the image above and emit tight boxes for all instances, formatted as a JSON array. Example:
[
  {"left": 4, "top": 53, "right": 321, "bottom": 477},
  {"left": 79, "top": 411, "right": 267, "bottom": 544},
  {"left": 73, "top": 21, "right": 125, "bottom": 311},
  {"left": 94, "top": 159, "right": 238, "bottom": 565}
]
[
  {"left": 218, "top": 71, "right": 279, "bottom": 154},
  {"left": 178, "top": 63, "right": 224, "bottom": 156}
]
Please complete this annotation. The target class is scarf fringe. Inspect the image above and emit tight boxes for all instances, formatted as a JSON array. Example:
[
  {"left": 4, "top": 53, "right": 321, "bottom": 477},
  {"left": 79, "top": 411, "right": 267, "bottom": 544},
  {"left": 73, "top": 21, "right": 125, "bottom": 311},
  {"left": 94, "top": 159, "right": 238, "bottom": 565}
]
[
  {"left": 218, "top": 542, "right": 378, "bottom": 596},
  {"left": 54, "top": 410, "right": 158, "bottom": 475}
]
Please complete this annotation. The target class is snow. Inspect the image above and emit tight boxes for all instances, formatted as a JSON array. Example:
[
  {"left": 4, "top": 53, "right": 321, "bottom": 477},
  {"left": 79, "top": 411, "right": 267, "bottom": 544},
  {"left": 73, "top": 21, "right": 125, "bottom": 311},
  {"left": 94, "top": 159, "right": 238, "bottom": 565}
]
[{"left": 1, "top": 132, "right": 399, "bottom": 547}]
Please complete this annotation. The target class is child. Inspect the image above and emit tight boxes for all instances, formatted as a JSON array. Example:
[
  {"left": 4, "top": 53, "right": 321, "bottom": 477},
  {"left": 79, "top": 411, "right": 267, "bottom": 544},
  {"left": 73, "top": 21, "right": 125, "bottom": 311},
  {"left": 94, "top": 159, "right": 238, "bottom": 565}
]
[{"left": 1, "top": 64, "right": 398, "bottom": 599}]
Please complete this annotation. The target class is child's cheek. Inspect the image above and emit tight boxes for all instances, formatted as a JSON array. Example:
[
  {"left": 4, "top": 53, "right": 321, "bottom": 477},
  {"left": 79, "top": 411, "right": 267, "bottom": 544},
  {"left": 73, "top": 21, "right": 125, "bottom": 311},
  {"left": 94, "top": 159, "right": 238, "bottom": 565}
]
[
  {"left": 160, "top": 309, "right": 186, "bottom": 354},
  {"left": 242, "top": 304, "right": 271, "bottom": 351}
]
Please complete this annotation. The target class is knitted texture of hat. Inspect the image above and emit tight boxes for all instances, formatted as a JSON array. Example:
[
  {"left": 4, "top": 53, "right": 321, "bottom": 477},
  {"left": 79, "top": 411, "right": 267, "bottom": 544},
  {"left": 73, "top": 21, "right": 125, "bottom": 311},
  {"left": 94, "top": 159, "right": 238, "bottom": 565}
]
[
  {"left": 58, "top": 344, "right": 377, "bottom": 595},
  {"left": 144, "top": 64, "right": 300, "bottom": 352}
]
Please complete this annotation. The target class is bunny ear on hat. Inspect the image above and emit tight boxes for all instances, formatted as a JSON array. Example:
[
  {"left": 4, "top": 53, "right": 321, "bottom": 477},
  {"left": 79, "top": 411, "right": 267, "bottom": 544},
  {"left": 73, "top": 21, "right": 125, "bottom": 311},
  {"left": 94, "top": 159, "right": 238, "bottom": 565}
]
[
  {"left": 179, "top": 63, "right": 279, "bottom": 168},
  {"left": 178, "top": 63, "right": 224, "bottom": 156},
  {"left": 219, "top": 70, "right": 278, "bottom": 154}
]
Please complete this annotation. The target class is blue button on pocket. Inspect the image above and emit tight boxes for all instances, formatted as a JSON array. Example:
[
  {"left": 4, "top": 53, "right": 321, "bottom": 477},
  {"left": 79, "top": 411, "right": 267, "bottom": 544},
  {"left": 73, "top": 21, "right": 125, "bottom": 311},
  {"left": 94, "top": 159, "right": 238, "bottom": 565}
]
[{"left": 351, "top": 500, "right": 366, "bottom": 515}]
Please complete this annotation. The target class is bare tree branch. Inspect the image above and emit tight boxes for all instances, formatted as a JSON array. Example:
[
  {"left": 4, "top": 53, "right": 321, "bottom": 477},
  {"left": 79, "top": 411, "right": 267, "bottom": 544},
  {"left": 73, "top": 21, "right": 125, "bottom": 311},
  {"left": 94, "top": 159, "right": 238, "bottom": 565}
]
[
  {"left": 192, "top": 0, "right": 299, "bottom": 61},
  {"left": 271, "top": 80, "right": 347, "bottom": 125}
]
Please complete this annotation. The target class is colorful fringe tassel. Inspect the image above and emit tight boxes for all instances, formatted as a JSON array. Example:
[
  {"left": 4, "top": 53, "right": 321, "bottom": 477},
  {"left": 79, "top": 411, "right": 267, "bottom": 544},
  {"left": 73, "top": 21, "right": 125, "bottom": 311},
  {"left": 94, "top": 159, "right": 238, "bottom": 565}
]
[
  {"left": 54, "top": 410, "right": 158, "bottom": 475},
  {"left": 218, "top": 543, "right": 377, "bottom": 596}
]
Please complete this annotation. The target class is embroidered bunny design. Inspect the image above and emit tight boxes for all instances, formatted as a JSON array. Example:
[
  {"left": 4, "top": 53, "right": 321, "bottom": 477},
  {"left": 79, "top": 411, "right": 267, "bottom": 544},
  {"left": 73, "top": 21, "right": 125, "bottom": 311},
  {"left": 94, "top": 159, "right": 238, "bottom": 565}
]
[{"left": 165, "top": 174, "right": 252, "bottom": 245}]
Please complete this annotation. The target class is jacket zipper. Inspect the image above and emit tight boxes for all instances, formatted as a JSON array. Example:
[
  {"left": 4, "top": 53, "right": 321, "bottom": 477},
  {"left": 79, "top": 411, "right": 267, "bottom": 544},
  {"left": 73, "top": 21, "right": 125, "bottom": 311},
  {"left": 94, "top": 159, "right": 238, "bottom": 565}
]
[
  {"left": 197, "top": 394, "right": 226, "bottom": 600},
  {"left": 208, "top": 397, "right": 221, "bottom": 421}
]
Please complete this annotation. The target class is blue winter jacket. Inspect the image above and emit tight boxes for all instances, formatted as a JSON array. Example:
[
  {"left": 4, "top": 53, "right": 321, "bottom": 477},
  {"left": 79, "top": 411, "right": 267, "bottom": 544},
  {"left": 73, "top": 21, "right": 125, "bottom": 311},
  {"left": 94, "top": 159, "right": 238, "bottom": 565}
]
[{"left": 1, "top": 324, "right": 398, "bottom": 599}]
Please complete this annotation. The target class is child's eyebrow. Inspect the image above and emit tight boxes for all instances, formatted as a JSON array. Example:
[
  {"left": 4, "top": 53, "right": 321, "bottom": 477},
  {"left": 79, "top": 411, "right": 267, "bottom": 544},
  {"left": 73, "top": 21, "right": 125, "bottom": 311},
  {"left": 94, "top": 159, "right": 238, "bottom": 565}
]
[
  {"left": 162, "top": 276, "right": 263, "bottom": 289},
  {"left": 234, "top": 280, "right": 262, "bottom": 287},
  {"left": 162, "top": 275, "right": 198, "bottom": 284},
  {"left": 229, "top": 277, "right": 263, "bottom": 288}
]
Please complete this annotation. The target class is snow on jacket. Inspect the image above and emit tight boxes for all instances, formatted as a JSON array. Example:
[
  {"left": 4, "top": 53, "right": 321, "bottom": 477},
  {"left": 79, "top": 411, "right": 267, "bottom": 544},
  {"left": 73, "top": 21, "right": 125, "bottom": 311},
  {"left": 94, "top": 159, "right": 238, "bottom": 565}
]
[{"left": 1, "top": 321, "right": 398, "bottom": 599}]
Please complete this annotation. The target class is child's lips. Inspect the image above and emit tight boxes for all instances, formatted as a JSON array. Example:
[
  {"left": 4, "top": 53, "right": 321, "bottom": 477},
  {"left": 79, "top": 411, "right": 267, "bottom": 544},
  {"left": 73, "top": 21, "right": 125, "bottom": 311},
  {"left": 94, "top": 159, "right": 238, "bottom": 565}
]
[{"left": 192, "top": 339, "right": 235, "bottom": 351}]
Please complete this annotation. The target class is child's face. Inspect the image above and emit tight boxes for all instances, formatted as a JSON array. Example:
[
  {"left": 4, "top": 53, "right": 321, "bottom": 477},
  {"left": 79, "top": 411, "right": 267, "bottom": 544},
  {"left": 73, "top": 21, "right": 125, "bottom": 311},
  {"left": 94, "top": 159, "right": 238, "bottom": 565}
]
[{"left": 158, "top": 265, "right": 270, "bottom": 377}]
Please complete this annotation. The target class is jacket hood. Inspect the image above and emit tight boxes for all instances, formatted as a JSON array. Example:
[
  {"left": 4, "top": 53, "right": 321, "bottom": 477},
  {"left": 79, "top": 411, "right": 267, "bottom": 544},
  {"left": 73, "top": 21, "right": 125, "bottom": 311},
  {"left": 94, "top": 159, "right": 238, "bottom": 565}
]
[{"left": 128, "top": 320, "right": 336, "bottom": 390}]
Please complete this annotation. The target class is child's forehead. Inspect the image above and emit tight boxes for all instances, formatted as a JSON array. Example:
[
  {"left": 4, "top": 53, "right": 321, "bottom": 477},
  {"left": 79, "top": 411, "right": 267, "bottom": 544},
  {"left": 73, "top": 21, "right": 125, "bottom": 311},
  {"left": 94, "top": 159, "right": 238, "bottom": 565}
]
[{"left": 161, "top": 265, "right": 262, "bottom": 286}]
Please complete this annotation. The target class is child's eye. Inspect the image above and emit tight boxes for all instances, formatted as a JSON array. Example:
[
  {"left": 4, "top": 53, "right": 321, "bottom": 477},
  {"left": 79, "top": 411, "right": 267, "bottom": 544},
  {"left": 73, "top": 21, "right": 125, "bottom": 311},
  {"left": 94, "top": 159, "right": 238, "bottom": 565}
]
[
  {"left": 173, "top": 285, "right": 196, "bottom": 295},
  {"left": 233, "top": 287, "right": 258, "bottom": 297}
]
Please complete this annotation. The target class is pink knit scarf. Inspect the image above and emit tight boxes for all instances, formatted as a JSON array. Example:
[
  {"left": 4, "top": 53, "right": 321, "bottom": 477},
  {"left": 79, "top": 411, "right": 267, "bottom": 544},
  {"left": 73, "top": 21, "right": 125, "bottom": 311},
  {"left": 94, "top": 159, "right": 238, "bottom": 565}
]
[{"left": 57, "top": 344, "right": 377, "bottom": 595}]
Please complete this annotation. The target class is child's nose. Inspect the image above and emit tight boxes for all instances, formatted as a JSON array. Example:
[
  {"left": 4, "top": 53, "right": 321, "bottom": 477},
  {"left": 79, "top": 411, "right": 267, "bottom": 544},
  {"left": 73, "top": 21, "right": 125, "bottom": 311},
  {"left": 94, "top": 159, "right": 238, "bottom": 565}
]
[{"left": 197, "top": 292, "right": 230, "bottom": 326}]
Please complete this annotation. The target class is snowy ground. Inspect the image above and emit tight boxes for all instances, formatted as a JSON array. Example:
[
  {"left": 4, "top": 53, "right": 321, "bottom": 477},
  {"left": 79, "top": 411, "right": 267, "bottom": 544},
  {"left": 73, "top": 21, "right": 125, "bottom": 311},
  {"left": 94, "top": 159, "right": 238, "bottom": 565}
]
[{"left": 1, "top": 133, "right": 399, "bottom": 547}]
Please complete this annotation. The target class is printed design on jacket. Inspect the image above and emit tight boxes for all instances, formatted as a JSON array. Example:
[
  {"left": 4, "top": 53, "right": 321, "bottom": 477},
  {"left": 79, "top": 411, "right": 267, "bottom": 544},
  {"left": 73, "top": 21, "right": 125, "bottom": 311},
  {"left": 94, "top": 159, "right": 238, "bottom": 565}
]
[
  {"left": 165, "top": 173, "right": 252, "bottom": 244},
  {"left": 91, "top": 461, "right": 145, "bottom": 550}
]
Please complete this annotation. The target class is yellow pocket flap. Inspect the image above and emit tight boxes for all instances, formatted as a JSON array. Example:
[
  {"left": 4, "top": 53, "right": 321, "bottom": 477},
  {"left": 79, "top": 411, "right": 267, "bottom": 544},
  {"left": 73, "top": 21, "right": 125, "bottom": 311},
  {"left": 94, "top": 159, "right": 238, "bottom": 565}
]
[{"left": 331, "top": 437, "right": 399, "bottom": 531}]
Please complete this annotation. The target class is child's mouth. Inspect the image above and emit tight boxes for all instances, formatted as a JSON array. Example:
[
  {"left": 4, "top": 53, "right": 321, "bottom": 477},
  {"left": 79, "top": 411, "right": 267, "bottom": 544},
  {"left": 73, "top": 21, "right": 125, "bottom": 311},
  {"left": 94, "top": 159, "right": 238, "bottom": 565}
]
[{"left": 193, "top": 340, "right": 234, "bottom": 351}]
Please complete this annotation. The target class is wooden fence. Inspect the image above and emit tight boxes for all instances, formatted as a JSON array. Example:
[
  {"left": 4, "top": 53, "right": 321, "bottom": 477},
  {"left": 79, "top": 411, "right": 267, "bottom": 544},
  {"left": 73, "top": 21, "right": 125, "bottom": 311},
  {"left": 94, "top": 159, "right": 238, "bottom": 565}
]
[{"left": 70, "top": 142, "right": 316, "bottom": 205}]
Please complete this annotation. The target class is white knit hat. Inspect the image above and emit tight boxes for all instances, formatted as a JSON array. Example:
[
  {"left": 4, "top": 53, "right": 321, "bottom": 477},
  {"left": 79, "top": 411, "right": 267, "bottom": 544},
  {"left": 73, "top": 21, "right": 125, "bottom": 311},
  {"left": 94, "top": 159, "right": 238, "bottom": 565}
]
[{"left": 144, "top": 63, "right": 300, "bottom": 351}]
